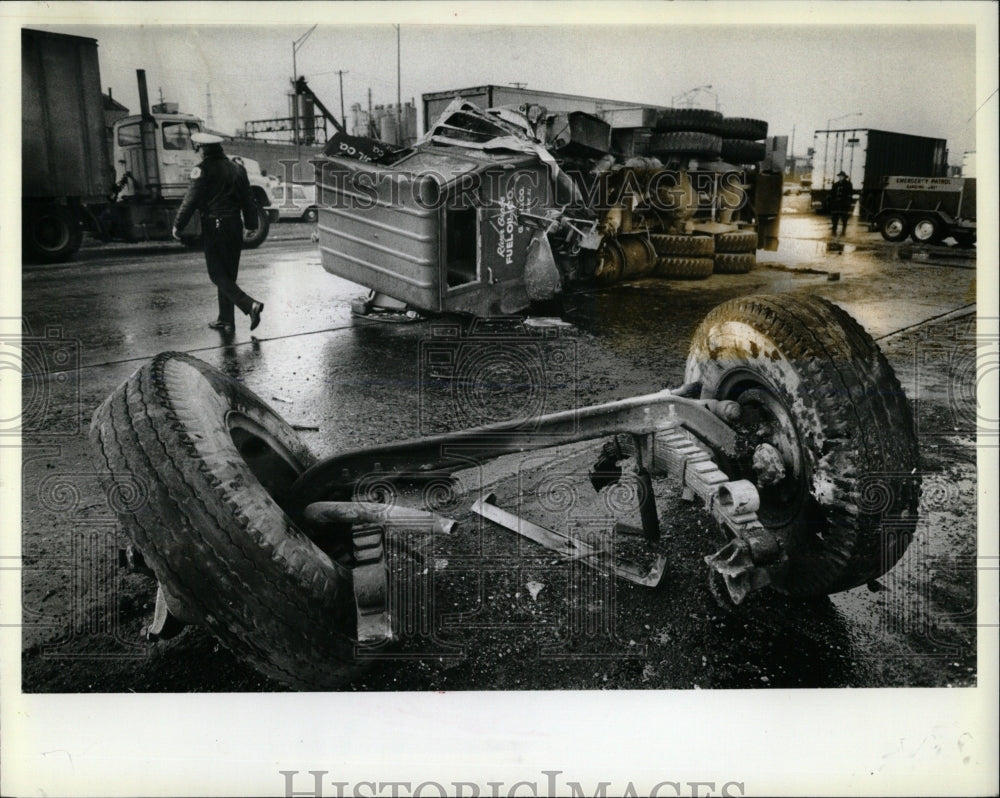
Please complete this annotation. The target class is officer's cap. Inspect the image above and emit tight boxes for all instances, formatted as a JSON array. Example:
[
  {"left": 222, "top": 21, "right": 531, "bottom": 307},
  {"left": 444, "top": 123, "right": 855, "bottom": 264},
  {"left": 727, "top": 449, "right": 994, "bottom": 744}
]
[
  {"left": 192, "top": 132, "right": 225, "bottom": 146},
  {"left": 837, "top": 171, "right": 848, "bottom": 178}
]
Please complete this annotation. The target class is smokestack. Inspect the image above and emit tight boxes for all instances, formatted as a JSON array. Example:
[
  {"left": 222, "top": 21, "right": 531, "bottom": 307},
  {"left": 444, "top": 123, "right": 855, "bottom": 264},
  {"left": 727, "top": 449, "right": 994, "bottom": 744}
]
[{"left": 136, "top": 69, "right": 161, "bottom": 199}]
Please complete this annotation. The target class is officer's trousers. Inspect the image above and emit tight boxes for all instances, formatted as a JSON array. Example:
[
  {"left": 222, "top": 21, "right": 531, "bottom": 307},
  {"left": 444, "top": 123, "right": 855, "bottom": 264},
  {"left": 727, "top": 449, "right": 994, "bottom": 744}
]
[{"left": 203, "top": 215, "right": 254, "bottom": 323}]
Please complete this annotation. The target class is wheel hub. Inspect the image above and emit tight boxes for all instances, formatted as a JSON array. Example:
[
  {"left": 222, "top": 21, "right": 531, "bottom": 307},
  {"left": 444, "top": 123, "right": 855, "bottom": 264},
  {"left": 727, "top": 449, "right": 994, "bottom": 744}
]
[
  {"left": 721, "top": 382, "right": 806, "bottom": 527},
  {"left": 885, "top": 219, "right": 904, "bottom": 237},
  {"left": 752, "top": 443, "right": 786, "bottom": 486},
  {"left": 913, "top": 220, "right": 935, "bottom": 241}
]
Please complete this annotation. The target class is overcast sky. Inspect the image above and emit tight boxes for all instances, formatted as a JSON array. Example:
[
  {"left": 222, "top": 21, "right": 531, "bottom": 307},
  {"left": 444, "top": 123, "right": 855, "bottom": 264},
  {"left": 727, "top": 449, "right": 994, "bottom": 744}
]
[{"left": 15, "top": 3, "right": 990, "bottom": 164}]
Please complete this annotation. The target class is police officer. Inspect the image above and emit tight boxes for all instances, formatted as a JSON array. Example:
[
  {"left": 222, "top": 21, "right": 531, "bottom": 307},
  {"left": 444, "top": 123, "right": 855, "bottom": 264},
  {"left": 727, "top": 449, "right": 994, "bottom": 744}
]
[
  {"left": 172, "top": 132, "right": 264, "bottom": 332},
  {"left": 828, "top": 170, "right": 854, "bottom": 237}
]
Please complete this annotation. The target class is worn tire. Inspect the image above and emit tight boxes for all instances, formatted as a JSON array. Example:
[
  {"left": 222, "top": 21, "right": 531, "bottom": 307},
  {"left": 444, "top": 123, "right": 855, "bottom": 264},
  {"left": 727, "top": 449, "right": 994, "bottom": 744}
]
[
  {"left": 720, "top": 139, "right": 767, "bottom": 165},
  {"left": 241, "top": 203, "right": 270, "bottom": 249},
  {"left": 654, "top": 256, "right": 714, "bottom": 279},
  {"left": 649, "top": 233, "right": 715, "bottom": 257},
  {"left": 650, "top": 131, "right": 723, "bottom": 157},
  {"left": 714, "top": 230, "right": 758, "bottom": 253},
  {"left": 90, "top": 351, "right": 366, "bottom": 689},
  {"left": 719, "top": 117, "right": 768, "bottom": 140},
  {"left": 655, "top": 108, "right": 723, "bottom": 133},
  {"left": 713, "top": 253, "right": 756, "bottom": 274},
  {"left": 23, "top": 203, "right": 81, "bottom": 264},
  {"left": 685, "top": 295, "right": 919, "bottom": 596}
]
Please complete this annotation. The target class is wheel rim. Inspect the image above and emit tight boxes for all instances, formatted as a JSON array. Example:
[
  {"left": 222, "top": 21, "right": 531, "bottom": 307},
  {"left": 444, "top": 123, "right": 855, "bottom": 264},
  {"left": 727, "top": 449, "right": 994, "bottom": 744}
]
[
  {"left": 594, "top": 238, "right": 625, "bottom": 282},
  {"left": 226, "top": 412, "right": 304, "bottom": 510},
  {"left": 884, "top": 218, "right": 905, "bottom": 238},
  {"left": 912, "top": 220, "right": 935, "bottom": 241},
  {"left": 715, "top": 370, "right": 807, "bottom": 527}
]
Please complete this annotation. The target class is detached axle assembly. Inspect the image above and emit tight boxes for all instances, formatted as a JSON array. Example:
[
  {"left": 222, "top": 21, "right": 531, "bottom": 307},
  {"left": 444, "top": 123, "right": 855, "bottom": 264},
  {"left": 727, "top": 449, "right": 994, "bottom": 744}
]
[{"left": 93, "top": 294, "right": 920, "bottom": 689}]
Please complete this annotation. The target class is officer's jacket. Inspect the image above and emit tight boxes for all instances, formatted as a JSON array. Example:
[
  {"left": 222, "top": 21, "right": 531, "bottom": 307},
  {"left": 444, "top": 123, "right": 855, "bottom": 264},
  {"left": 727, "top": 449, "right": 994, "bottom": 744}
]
[
  {"left": 829, "top": 178, "right": 855, "bottom": 211},
  {"left": 174, "top": 151, "right": 259, "bottom": 231}
]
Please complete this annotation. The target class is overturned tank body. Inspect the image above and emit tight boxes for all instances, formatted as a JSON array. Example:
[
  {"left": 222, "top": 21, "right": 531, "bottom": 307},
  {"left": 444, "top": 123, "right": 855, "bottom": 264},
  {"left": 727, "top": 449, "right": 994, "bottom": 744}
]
[{"left": 315, "top": 98, "right": 783, "bottom": 316}]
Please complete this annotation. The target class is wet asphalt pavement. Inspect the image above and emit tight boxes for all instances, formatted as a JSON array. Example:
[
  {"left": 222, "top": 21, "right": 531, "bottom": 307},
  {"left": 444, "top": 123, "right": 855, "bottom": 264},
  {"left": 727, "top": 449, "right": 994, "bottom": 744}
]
[{"left": 17, "top": 211, "right": 980, "bottom": 692}]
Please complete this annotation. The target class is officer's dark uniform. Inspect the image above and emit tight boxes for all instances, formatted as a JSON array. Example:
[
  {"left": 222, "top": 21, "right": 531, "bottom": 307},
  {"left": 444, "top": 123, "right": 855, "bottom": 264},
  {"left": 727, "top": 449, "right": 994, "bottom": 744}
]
[
  {"left": 174, "top": 141, "right": 263, "bottom": 330},
  {"left": 828, "top": 172, "right": 854, "bottom": 236}
]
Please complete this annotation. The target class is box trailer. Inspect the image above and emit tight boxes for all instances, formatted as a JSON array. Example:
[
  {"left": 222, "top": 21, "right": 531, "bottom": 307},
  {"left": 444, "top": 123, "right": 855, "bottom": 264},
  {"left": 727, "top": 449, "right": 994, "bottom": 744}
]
[
  {"left": 21, "top": 28, "right": 111, "bottom": 259},
  {"left": 810, "top": 128, "right": 948, "bottom": 220}
]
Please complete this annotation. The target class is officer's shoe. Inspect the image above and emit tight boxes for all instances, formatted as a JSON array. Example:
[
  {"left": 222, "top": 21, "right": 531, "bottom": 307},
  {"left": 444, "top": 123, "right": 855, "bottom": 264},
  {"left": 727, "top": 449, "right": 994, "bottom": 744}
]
[
  {"left": 249, "top": 301, "right": 264, "bottom": 331},
  {"left": 208, "top": 319, "right": 232, "bottom": 330}
]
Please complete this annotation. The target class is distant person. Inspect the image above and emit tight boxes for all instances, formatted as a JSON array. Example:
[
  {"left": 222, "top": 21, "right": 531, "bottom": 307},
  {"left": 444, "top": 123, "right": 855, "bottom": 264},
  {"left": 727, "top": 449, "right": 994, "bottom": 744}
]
[
  {"left": 828, "top": 170, "right": 854, "bottom": 237},
  {"left": 172, "top": 132, "right": 263, "bottom": 333}
]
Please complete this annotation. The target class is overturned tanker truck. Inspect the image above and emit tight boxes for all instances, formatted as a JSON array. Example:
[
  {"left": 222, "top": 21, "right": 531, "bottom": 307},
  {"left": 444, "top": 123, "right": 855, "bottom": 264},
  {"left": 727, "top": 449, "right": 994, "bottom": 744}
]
[
  {"left": 313, "top": 97, "right": 783, "bottom": 317},
  {"left": 92, "top": 290, "right": 920, "bottom": 688}
]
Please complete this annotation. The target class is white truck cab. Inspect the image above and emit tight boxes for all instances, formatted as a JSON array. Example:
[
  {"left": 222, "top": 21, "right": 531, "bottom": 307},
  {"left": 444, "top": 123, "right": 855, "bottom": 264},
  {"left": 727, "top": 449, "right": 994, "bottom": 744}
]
[{"left": 113, "top": 112, "right": 276, "bottom": 207}]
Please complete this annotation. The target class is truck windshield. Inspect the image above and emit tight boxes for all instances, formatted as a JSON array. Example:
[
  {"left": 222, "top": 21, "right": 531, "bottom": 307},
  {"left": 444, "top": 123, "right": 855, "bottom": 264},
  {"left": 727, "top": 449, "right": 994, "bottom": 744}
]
[
  {"left": 162, "top": 121, "right": 200, "bottom": 151},
  {"left": 117, "top": 123, "right": 141, "bottom": 147}
]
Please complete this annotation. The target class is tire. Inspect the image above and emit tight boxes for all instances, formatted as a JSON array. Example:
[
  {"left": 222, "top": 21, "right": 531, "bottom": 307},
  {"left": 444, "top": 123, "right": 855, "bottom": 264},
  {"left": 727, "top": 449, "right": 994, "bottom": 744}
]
[
  {"left": 654, "top": 256, "right": 714, "bottom": 279},
  {"left": 655, "top": 108, "right": 723, "bottom": 133},
  {"left": 618, "top": 236, "right": 657, "bottom": 279},
  {"left": 650, "top": 131, "right": 723, "bottom": 157},
  {"left": 684, "top": 295, "right": 919, "bottom": 596},
  {"left": 23, "top": 203, "right": 81, "bottom": 263},
  {"left": 303, "top": 207, "right": 318, "bottom": 223},
  {"left": 879, "top": 213, "right": 911, "bottom": 243},
  {"left": 89, "top": 351, "right": 367, "bottom": 689},
  {"left": 911, "top": 215, "right": 941, "bottom": 244},
  {"left": 720, "top": 139, "right": 767, "bottom": 164},
  {"left": 713, "top": 253, "right": 756, "bottom": 274},
  {"left": 242, "top": 203, "right": 270, "bottom": 249},
  {"left": 718, "top": 117, "right": 768, "bottom": 140},
  {"left": 649, "top": 233, "right": 714, "bottom": 257},
  {"left": 714, "top": 230, "right": 758, "bottom": 253}
]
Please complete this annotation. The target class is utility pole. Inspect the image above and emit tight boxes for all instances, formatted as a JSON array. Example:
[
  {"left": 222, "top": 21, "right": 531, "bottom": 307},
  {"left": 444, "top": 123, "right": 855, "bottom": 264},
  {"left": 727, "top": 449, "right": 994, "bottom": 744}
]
[
  {"left": 336, "top": 69, "right": 349, "bottom": 130},
  {"left": 158, "top": 87, "right": 165, "bottom": 105},
  {"left": 205, "top": 84, "right": 215, "bottom": 130},
  {"left": 396, "top": 24, "right": 402, "bottom": 147},
  {"left": 510, "top": 82, "right": 527, "bottom": 89}
]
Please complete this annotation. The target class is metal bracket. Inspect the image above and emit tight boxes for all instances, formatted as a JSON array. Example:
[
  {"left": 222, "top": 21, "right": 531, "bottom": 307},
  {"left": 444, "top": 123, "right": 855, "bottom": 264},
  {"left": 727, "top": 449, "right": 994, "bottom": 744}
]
[
  {"left": 654, "top": 425, "right": 782, "bottom": 604},
  {"left": 144, "top": 584, "right": 188, "bottom": 641},
  {"left": 350, "top": 523, "right": 393, "bottom": 644},
  {"left": 470, "top": 493, "right": 666, "bottom": 588},
  {"left": 704, "top": 538, "right": 772, "bottom": 605}
]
